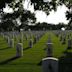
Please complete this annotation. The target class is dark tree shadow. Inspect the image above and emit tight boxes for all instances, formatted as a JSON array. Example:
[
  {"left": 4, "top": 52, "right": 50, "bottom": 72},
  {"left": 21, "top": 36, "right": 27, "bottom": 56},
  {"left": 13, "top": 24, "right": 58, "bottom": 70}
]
[
  {"left": 59, "top": 51, "right": 72, "bottom": 72},
  {"left": 0, "top": 56, "right": 20, "bottom": 65},
  {"left": 0, "top": 47, "right": 10, "bottom": 50},
  {"left": 23, "top": 47, "right": 30, "bottom": 51}
]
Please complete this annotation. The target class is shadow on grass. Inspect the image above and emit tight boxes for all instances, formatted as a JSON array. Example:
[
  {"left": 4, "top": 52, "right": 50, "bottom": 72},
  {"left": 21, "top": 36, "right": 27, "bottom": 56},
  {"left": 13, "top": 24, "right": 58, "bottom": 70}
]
[
  {"left": 37, "top": 61, "right": 42, "bottom": 66},
  {"left": 59, "top": 51, "right": 72, "bottom": 72},
  {"left": 0, "top": 47, "right": 10, "bottom": 50},
  {"left": 43, "top": 48, "right": 46, "bottom": 50},
  {"left": 0, "top": 42, "right": 6, "bottom": 45},
  {"left": 23, "top": 47, "right": 30, "bottom": 51},
  {"left": 0, "top": 56, "right": 20, "bottom": 65}
]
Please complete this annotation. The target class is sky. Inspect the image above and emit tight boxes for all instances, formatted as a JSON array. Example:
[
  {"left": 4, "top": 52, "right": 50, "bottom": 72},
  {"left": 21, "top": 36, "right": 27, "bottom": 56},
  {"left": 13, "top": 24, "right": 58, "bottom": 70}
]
[
  {"left": 35, "top": 5, "right": 69, "bottom": 24},
  {"left": 3, "top": 0, "right": 69, "bottom": 25}
]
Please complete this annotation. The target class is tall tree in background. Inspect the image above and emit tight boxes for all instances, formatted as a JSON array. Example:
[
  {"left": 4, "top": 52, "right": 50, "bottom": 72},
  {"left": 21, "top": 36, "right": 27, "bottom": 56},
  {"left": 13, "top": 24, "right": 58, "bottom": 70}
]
[{"left": 0, "top": 0, "right": 36, "bottom": 30}]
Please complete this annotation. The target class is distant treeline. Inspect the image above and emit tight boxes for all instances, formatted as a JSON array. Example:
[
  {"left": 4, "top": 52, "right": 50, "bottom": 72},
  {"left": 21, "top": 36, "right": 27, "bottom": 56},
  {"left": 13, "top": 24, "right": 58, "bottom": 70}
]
[
  {"left": 0, "top": 22, "right": 71, "bottom": 31},
  {"left": 20, "top": 23, "right": 68, "bottom": 30}
]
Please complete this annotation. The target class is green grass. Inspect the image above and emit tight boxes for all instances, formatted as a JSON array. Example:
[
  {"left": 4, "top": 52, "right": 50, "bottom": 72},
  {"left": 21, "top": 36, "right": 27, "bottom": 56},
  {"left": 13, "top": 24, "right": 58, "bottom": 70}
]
[{"left": 0, "top": 31, "right": 71, "bottom": 72}]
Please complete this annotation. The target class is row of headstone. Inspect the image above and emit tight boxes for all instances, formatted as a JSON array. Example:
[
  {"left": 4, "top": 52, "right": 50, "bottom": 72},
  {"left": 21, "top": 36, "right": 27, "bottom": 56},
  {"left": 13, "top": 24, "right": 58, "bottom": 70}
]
[
  {"left": 14, "top": 29, "right": 24, "bottom": 57},
  {"left": 42, "top": 35, "right": 58, "bottom": 72},
  {"left": 0, "top": 30, "right": 23, "bottom": 57},
  {"left": 0, "top": 30, "right": 46, "bottom": 48},
  {"left": 1, "top": 30, "right": 72, "bottom": 72},
  {"left": 54, "top": 30, "right": 72, "bottom": 51},
  {"left": 42, "top": 30, "right": 72, "bottom": 72},
  {"left": 15, "top": 30, "right": 46, "bottom": 57},
  {"left": 46, "top": 36, "right": 53, "bottom": 57},
  {"left": 0, "top": 31, "right": 15, "bottom": 48}
]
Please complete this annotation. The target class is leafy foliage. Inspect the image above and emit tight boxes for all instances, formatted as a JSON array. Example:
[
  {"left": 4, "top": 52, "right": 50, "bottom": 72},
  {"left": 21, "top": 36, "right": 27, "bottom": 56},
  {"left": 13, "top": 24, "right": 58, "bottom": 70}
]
[
  {"left": 0, "top": 20, "right": 15, "bottom": 30},
  {"left": 31, "top": 0, "right": 57, "bottom": 15},
  {"left": 21, "top": 11, "right": 36, "bottom": 23},
  {"left": 66, "top": 11, "right": 72, "bottom": 20},
  {"left": 0, "top": 0, "right": 72, "bottom": 30},
  {"left": 0, "top": 0, "right": 14, "bottom": 9}
]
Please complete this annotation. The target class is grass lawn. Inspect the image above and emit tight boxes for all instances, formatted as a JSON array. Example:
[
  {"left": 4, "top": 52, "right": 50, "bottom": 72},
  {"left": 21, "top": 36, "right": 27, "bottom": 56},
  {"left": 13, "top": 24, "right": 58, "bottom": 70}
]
[{"left": 0, "top": 31, "right": 70, "bottom": 72}]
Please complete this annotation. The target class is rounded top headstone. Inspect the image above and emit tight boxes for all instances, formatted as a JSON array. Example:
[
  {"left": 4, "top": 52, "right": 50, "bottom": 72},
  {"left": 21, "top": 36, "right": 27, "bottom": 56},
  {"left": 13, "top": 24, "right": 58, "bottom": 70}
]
[
  {"left": 42, "top": 57, "right": 58, "bottom": 61},
  {"left": 42, "top": 57, "right": 58, "bottom": 72}
]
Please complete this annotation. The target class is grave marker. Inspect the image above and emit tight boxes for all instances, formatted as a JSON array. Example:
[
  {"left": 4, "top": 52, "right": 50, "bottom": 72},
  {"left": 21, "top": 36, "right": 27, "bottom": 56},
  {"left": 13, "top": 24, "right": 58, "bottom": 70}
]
[
  {"left": 29, "top": 39, "right": 33, "bottom": 48},
  {"left": 67, "top": 39, "right": 72, "bottom": 49},
  {"left": 46, "top": 42, "right": 53, "bottom": 57},
  {"left": 62, "top": 37, "right": 66, "bottom": 44},
  {"left": 42, "top": 57, "right": 58, "bottom": 72},
  {"left": 46, "top": 38, "right": 53, "bottom": 57},
  {"left": 16, "top": 43, "right": 23, "bottom": 57},
  {"left": 9, "top": 39, "right": 14, "bottom": 48}
]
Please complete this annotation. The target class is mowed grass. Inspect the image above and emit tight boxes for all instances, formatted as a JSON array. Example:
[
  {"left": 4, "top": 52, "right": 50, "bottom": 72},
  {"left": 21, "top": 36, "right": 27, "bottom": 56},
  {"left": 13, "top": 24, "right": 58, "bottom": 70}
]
[{"left": 0, "top": 31, "right": 69, "bottom": 72}]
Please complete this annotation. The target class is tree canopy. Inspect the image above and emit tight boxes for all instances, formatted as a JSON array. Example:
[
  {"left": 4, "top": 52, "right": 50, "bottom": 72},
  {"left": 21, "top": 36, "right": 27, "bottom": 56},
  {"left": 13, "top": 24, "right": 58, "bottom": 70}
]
[{"left": 0, "top": 0, "right": 72, "bottom": 30}]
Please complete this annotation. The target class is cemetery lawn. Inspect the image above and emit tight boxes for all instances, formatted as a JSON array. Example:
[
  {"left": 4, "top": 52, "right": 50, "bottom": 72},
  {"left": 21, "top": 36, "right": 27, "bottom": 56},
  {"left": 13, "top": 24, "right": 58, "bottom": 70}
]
[{"left": 0, "top": 32, "right": 67, "bottom": 72}]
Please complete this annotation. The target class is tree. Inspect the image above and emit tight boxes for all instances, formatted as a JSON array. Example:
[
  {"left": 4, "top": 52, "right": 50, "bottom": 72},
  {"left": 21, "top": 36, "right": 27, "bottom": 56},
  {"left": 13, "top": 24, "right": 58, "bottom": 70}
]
[
  {"left": 0, "top": 0, "right": 72, "bottom": 30},
  {"left": 0, "top": 0, "right": 36, "bottom": 30}
]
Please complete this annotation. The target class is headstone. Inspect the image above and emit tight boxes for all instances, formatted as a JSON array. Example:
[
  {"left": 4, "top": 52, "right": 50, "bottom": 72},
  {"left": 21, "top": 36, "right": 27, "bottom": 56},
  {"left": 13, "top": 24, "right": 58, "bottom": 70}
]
[
  {"left": 1, "top": 32, "right": 4, "bottom": 38},
  {"left": 4, "top": 35, "right": 8, "bottom": 42},
  {"left": 67, "top": 34, "right": 70, "bottom": 39},
  {"left": 37, "top": 35, "right": 40, "bottom": 40},
  {"left": 9, "top": 39, "right": 14, "bottom": 48},
  {"left": 67, "top": 39, "right": 72, "bottom": 49},
  {"left": 7, "top": 36, "right": 10, "bottom": 45},
  {"left": 42, "top": 57, "right": 58, "bottom": 72},
  {"left": 29, "top": 39, "right": 33, "bottom": 48},
  {"left": 62, "top": 37, "right": 66, "bottom": 44},
  {"left": 46, "top": 38, "right": 53, "bottom": 57},
  {"left": 33, "top": 36, "right": 37, "bottom": 44},
  {"left": 46, "top": 43, "right": 53, "bottom": 57},
  {"left": 16, "top": 43, "right": 23, "bottom": 57},
  {"left": 28, "top": 29, "right": 32, "bottom": 39}
]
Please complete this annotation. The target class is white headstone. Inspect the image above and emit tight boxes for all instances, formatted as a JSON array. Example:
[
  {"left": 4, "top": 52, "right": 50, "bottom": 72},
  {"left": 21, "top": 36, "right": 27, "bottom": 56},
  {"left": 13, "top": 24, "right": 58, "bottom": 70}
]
[
  {"left": 8, "top": 37, "right": 14, "bottom": 48},
  {"left": 16, "top": 43, "right": 23, "bottom": 57}
]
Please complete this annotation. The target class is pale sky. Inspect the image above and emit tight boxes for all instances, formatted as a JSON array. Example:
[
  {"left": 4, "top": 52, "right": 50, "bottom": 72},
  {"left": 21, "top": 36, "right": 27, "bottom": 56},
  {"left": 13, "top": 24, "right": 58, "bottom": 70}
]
[
  {"left": 35, "top": 5, "right": 69, "bottom": 24},
  {"left": 3, "top": 0, "right": 69, "bottom": 25}
]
